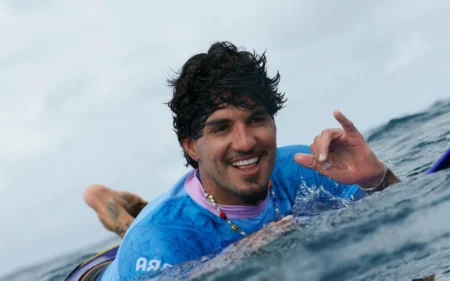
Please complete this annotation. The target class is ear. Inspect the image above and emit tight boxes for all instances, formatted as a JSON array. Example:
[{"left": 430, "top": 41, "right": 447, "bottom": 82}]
[{"left": 182, "top": 138, "right": 200, "bottom": 161}]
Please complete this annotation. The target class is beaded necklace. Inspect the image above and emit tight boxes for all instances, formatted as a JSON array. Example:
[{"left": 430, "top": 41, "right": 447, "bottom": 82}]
[{"left": 203, "top": 180, "right": 281, "bottom": 236}]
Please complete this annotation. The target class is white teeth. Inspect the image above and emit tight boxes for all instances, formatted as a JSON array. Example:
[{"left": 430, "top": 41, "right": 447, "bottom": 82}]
[{"left": 232, "top": 157, "right": 259, "bottom": 167}]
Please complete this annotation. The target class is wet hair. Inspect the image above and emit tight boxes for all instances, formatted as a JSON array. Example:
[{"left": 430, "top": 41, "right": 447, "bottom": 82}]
[{"left": 167, "top": 41, "right": 287, "bottom": 168}]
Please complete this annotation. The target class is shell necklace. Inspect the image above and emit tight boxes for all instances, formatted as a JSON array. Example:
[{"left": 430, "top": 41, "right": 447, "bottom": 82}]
[{"left": 203, "top": 180, "right": 281, "bottom": 236}]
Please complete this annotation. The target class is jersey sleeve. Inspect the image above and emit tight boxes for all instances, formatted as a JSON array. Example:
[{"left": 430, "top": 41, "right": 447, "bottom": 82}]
[
  {"left": 272, "top": 145, "right": 367, "bottom": 205},
  {"left": 113, "top": 222, "right": 199, "bottom": 281}
]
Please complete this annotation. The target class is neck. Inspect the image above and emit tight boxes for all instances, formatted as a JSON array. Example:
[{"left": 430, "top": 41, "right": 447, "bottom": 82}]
[{"left": 197, "top": 169, "right": 268, "bottom": 206}]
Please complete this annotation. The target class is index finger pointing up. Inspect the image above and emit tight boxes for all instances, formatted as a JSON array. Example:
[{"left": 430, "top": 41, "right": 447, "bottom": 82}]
[{"left": 333, "top": 110, "right": 358, "bottom": 133}]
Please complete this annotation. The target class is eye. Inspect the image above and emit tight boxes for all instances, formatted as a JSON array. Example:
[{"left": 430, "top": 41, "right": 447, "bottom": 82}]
[
  {"left": 213, "top": 125, "right": 228, "bottom": 133},
  {"left": 251, "top": 116, "right": 266, "bottom": 123}
]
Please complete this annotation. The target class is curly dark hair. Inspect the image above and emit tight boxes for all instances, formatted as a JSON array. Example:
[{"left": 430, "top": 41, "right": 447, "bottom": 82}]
[{"left": 166, "top": 41, "right": 287, "bottom": 168}]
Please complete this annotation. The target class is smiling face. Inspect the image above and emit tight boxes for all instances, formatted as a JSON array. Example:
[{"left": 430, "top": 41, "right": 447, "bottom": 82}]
[{"left": 183, "top": 104, "right": 277, "bottom": 205}]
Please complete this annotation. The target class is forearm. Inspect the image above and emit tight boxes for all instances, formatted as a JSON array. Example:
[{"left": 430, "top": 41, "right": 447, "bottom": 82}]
[
  {"left": 116, "top": 191, "right": 148, "bottom": 218},
  {"left": 105, "top": 200, "right": 134, "bottom": 238}
]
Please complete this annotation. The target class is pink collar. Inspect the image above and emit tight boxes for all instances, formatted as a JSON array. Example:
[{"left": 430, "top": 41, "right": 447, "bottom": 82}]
[{"left": 184, "top": 170, "right": 269, "bottom": 219}]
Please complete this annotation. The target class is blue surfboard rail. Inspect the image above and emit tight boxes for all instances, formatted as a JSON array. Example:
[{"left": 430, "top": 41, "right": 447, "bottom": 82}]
[{"left": 426, "top": 147, "right": 450, "bottom": 174}]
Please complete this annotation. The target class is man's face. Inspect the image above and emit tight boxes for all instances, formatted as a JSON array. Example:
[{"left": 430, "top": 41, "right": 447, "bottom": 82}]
[{"left": 183, "top": 104, "right": 277, "bottom": 205}]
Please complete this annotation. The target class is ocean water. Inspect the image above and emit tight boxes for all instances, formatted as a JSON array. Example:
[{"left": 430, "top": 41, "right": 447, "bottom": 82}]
[{"left": 1, "top": 98, "right": 450, "bottom": 281}]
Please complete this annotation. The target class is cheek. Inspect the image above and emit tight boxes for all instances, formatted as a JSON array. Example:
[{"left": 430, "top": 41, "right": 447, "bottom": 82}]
[
  {"left": 199, "top": 138, "right": 229, "bottom": 163},
  {"left": 259, "top": 128, "right": 277, "bottom": 147}
]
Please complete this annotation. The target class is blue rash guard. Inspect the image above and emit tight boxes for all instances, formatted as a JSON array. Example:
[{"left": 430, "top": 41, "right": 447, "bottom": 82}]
[{"left": 99, "top": 145, "right": 366, "bottom": 281}]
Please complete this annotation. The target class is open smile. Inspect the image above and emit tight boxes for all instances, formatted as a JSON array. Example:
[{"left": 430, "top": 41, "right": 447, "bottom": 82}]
[{"left": 230, "top": 156, "right": 262, "bottom": 176}]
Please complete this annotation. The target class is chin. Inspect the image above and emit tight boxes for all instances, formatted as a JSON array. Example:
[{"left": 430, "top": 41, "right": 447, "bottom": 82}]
[
  {"left": 233, "top": 179, "right": 268, "bottom": 199},
  {"left": 238, "top": 187, "right": 268, "bottom": 205}
]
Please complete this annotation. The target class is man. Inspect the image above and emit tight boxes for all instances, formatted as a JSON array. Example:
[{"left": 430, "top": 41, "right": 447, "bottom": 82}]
[{"left": 85, "top": 41, "right": 401, "bottom": 281}]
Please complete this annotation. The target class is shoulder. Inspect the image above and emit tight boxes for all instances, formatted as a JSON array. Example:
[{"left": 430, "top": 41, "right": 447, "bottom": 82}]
[
  {"left": 129, "top": 171, "right": 193, "bottom": 227},
  {"left": 120, "top": 170, "right": 203, "bottom": 254}
]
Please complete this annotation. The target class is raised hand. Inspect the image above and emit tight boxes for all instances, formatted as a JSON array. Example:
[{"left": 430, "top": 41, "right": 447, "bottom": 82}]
[{"left": 293, "top": 110, "right": 386, "bottom": 188}]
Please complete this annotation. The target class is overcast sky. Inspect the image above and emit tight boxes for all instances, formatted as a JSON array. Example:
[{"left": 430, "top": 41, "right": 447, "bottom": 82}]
[{"left": 1, "top": 0, "right": 450, "bottom": 276}]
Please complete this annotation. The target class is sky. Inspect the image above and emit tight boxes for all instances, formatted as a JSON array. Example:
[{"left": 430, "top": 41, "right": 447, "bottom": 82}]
[{"left": 1, "top": 0, "right": 450, "bottom": 276}]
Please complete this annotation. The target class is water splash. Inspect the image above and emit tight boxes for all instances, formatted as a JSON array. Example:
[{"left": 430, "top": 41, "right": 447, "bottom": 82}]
[{"left": 291, "top": 179, "right": 351, "bottom": 217}]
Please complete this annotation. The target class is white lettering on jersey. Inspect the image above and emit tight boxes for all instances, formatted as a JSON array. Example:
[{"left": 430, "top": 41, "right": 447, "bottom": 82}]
[
  {"left": 162, "top": 263, "right": 173, "bottom": 270},
  {"left": 146, "top": 259, "right": 161, "bottom": 271},
  {"left": 135, "top": 257, "right": 173, "bottom": 272},
  {"left": 136, "top": 257, "right": 147, "bottom": 271}
]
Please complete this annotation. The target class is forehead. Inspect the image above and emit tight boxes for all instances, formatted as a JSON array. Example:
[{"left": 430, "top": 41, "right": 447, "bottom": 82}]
[{"left": 206, "top": 104, "right": 266, "bottom": 120}]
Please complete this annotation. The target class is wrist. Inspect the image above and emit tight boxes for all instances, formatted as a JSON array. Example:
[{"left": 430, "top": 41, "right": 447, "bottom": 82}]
[{"left": 358, "top": 160, "right": 387, "bottom": 191}]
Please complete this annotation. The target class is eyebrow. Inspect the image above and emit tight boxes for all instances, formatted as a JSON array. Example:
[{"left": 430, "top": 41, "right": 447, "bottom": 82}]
[
  {"left": 204, "top": 108, "right": 269, "bottom": 127},
  {"left": 204, "top": 118, "right": 230, "bottom": 127}
]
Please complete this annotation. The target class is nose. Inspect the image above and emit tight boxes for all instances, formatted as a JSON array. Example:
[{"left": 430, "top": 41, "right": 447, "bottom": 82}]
[{"left": 231, "top": 123, "right": 256, "bottom": 152}]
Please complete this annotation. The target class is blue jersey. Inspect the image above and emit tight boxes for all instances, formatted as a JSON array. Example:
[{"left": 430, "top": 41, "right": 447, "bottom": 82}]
[{"left": 99, "top": 145, "right": 366, "bottom": 281}]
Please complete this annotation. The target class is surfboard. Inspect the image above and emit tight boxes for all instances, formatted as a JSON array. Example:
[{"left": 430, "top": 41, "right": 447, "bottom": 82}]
[
  {"left": 426, "top": 146, "right": 450, "bottom": 174},
  {"left": 65, "top": 246, "right": 118, "bottom": 281}
]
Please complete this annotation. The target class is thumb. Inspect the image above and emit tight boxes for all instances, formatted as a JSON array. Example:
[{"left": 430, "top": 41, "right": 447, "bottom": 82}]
[{"left": 294, "top": 153, "right": 315, "bottom": 169}]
